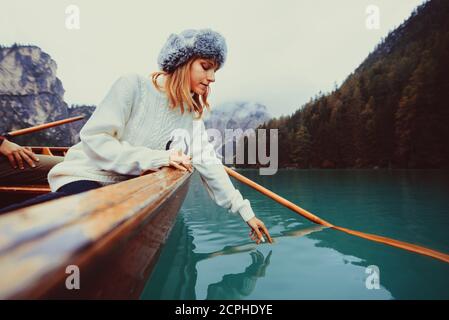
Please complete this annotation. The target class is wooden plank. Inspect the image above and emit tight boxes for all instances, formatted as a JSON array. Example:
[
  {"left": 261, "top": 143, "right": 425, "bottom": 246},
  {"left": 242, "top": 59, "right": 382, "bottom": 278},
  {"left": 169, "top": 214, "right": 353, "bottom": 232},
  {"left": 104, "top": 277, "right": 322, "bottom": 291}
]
[
  {"left": 0, "top": 186, "right": 51, "bottom": 194},
  {"left": 7, "top": 116, "right": 84, "bottom": 137},
  {"left": 45, "top": 178, "right": 190, "bottom": 299},
  {"left": 0, "top": 167, "right": 191, "bottom": 299}
]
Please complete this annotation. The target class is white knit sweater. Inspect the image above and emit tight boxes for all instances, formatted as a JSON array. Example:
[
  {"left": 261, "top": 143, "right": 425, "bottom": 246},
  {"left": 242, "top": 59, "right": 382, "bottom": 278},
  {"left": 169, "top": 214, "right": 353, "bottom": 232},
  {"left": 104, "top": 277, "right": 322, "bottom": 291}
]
[{"left": 48, "top": 73, "right": 255, "bottom": 222}]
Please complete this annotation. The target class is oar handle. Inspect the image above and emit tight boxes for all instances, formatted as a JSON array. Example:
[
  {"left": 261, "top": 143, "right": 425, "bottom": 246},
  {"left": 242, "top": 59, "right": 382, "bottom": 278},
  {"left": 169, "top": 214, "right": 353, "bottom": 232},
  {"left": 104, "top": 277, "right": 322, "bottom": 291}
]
[{"left": 4, "top": 116, "right": 85, "bottom": 138}]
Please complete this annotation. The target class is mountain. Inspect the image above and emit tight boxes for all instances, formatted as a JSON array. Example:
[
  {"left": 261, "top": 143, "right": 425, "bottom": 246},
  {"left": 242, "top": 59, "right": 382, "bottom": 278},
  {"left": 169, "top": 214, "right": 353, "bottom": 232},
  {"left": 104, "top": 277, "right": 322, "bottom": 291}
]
[
  {"left": 260, "top": 0, "right": 449, "bottom": 169},
  {"left": 0, "top": 44, "right": 93, "bottom": 146},
  {"left": 204, "top": 101, "right": 272, "bottom": 160},
  {"left": 0, "top": 44, "right": 272, "bottom": 152}
]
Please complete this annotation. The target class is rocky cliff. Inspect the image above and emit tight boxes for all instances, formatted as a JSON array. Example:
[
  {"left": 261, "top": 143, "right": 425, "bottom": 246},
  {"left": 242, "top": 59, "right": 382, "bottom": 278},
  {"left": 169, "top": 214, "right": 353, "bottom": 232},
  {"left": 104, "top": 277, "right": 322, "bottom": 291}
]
[{"left": 0, "top": 44, "right": 92, "bottom": 146}]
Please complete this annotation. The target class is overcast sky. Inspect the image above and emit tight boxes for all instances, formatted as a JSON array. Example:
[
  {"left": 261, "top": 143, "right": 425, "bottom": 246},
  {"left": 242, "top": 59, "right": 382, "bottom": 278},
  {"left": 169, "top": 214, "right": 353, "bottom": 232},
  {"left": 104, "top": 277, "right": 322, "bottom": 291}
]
[{"left": 1, "top": 0, "right": 427, "bottom": 118}]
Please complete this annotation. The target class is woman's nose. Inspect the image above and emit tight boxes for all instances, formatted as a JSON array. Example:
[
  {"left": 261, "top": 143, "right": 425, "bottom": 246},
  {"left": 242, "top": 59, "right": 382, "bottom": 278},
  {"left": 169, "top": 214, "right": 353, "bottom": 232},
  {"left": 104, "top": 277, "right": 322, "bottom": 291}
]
[{"left": 207, "top": 70, "right": 215, "bottom": 82}]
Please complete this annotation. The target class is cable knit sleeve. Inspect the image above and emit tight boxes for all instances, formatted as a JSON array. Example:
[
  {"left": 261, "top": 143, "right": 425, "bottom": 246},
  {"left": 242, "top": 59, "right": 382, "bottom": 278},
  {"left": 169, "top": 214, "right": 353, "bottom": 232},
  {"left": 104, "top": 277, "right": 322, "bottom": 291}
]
[
  {"left": 191, "top": 119, "right": 256, "bottom": 222},
  {"left": 79, "top": 74, "right": 171, "bottom": 175}
]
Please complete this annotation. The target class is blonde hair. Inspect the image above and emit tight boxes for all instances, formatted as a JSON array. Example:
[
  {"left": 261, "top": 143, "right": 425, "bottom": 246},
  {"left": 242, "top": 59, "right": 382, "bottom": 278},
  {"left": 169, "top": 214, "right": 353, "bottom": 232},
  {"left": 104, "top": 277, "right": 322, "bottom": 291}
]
[{"left": 151, "top": 57, "right": 217, "bottom": 119}]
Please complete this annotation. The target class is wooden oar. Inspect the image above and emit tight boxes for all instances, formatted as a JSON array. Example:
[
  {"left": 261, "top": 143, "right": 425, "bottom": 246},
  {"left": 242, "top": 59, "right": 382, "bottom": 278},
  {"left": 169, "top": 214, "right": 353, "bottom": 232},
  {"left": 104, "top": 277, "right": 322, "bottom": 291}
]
[
  {"left": 224, "top": 166, "right": 449, "bottom": 264},
  {"left": 3, "top": 116, "right": 85, "bottom": 138}
]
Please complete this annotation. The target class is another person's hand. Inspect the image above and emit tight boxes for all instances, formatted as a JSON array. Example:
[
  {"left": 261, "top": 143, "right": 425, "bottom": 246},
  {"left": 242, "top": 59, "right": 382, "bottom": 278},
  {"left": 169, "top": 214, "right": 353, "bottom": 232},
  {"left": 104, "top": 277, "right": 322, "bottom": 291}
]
[
  {"left": 0, "top": 139, "right": 40, "bottom": 169},
  {"left": 169, "top": 149, "right": 193, "bottom": 172},
  {"left": 247, "top": 216, "right": 273, "bottom": 244}
]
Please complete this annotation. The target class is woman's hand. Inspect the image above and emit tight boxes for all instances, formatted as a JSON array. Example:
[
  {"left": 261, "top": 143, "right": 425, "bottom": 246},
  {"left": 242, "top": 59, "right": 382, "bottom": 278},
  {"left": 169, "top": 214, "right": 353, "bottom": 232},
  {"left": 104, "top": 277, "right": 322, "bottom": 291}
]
[
  {"left": 247, "top": 216, "right": 273, "bottom": 244},
  {"left": 0, "top": 139, "right": 40, "bottom": 169},
  {"left": 169, "top": 149, "right": 193, "bottom": 172}
]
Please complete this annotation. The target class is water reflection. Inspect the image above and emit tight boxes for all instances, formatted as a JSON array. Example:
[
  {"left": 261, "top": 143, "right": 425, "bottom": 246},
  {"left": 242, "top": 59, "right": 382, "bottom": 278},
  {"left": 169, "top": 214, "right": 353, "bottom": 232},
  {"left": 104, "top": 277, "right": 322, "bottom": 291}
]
[
  {"left": 307, "top": 226, "right": 449, "bottom": 299},
  {"left": 142, "top": 170, "right": 449, "bottom": 300},
  {"left": 141, "top": 215, "right": 327, "bottom": 300},
  {"left": 206, "top": 250, "right": 272, "bottom": 299}
]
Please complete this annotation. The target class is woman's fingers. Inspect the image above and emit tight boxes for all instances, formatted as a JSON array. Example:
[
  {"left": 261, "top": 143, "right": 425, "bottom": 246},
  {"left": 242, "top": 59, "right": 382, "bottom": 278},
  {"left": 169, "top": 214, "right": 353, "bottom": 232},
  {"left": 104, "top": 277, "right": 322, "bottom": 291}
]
[
  {"left": 19, "top": 150, "right": 36, "bottom": 168},
  {"left": 7, "top": 154, "right": 16, "bottom": 169},
  {"left": 249, "top": 230, "right": 257, "bottom": 241},
  {"left": 174, "top": 157, "right": 193, "bottom": 172},
  {"left": 260, "top": 224, "right": 273, "bottom": 243},
  {"left": 182, "top": 162, "right": 193, "bottom": 172},
  {"left": 180, "top": 163, "right": 192, "bottom": 172},
  {"left": 13, "top": 151, "right": 24, "bottom": 169},
  {"left": 169, "top": 150, "right": 193, "bottom": 172},
  {"left": 23, "top": 148, "right": 39, "bottom": 162},
  {"left": 252, "top": 227, "right": 263, "bottom": 244},
  {"left": 249, "top": 223, "right": 272, "bottom": 244},
  {"left": 168, "top": 158, "right": 194, "bottom": 173},
  {"left": 169, "top": 161, "right": 187, "bottom": 171},
  {"left": 172, "top": 161, "right": 192, "bottom": 173}
]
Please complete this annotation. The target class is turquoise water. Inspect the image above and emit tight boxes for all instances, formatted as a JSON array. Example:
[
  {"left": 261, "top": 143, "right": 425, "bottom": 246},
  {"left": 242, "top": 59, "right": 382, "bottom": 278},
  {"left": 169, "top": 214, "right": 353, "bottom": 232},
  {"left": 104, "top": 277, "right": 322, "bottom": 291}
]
[{"left": 141, "top": 169, "right": 449, "bottom": 300}]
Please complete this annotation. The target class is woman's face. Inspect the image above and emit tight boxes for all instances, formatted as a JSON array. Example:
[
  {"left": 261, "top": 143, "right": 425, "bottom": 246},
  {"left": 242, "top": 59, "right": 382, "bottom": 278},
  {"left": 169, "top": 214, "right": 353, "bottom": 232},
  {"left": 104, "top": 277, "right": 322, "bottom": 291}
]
[{"left": 189, "top": 58, "right": 218, "bottom": 95}]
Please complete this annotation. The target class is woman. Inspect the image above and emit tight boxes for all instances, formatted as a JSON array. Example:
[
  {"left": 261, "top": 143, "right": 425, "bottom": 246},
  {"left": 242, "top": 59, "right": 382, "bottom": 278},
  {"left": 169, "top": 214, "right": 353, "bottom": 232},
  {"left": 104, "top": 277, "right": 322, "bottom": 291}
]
[{"left": 4, "top": 29, "right": 272, "bottom": 244}]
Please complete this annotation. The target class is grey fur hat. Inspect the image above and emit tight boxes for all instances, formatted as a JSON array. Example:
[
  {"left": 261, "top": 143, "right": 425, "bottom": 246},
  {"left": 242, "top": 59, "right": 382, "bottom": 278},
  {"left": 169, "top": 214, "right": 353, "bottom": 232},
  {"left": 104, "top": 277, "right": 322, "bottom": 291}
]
[{"left": 157, "top": 28, "right": 227, "bottom": 73}]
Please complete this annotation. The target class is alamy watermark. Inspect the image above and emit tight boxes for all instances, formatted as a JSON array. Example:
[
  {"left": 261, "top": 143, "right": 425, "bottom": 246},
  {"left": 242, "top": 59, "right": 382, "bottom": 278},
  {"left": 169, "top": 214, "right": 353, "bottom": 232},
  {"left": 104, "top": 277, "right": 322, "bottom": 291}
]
[
  {"left": 65, "top": 264, "right": 80, "bottom": 290},
  {"left": 366, "top": 5, "right": 380, "bottom": 30},
  {"left": 65, "top": 5, "right": 81, "bottom": 30},
  {"left": 365, "top": 265, "right": 380, "bottom": 290},
  {"left": 168, "top": 122, "right": 279, "bottom": 175}
]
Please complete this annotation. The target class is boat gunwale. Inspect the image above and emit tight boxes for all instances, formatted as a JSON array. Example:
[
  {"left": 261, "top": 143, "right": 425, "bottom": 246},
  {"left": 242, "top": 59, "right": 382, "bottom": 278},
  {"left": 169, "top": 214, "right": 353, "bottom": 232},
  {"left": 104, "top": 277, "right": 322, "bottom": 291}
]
[{"left": 0, "top": 167, "right": 192, "bottom": 299}]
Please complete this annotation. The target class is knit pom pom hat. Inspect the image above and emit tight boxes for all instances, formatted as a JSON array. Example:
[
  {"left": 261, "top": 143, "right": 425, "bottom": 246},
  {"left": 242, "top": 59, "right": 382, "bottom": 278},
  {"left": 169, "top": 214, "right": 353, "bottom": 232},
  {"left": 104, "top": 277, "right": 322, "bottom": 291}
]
[{"left": 157, "top": 28, "right": 227, "bottom": 73}]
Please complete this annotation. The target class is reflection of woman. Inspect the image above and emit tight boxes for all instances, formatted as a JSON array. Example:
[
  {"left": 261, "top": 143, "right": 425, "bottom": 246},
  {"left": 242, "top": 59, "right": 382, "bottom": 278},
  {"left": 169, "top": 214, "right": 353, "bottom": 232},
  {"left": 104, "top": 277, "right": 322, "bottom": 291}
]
[
  {"left": 206, "top": 250, "right": 272, "bottom": 300},
  {"left": 3, "top": 29, "right": 272, "bottom": 243},
  {"left": 143, "top": 218, "right": 326, "bottom": 299}
]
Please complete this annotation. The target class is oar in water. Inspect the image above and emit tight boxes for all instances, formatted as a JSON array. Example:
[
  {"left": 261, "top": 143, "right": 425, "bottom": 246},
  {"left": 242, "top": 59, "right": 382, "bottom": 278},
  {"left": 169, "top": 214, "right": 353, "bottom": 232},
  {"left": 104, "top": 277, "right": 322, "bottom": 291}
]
[
  {"left": 224, "top": 166, "right": 449, "bottom": 264},
  {"left": 2, "top": 115, "right": 85, "bottom": 138}
]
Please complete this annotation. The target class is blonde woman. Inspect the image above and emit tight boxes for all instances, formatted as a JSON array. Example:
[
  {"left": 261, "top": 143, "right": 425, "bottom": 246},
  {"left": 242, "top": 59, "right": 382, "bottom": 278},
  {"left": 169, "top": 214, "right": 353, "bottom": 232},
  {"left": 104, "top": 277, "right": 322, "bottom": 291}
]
[{"left": 3, "top": 29, "right": 272, "bottom": 244}]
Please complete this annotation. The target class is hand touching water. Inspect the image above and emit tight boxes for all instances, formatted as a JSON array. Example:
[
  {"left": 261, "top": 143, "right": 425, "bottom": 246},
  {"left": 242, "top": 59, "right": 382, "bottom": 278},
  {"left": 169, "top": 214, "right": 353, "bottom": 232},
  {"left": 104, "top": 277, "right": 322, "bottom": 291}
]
[{"left": 247, "top": 216, "right": 273, "bottom": 244}]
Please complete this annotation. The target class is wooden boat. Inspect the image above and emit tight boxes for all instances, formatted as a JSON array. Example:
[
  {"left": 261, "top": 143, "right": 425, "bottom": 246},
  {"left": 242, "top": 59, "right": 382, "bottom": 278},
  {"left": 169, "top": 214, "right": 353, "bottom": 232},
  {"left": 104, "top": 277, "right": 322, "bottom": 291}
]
[{"left": 0, "top": 146, "right": 192, "bottom": 299}]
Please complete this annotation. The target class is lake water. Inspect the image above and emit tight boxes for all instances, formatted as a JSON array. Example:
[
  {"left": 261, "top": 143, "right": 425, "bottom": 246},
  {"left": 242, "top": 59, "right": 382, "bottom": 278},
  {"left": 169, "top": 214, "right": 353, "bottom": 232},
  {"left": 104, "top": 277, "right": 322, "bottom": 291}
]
[{"left": 141, "top": 169, "right": 449, "bottom": 300}]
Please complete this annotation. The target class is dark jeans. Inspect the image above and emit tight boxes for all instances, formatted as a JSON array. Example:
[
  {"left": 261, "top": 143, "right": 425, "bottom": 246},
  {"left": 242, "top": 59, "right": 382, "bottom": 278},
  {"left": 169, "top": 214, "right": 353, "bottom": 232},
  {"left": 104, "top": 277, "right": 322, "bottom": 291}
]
[
  {"left": 0, "top": 155, "right": 64, "bottom": 185},
  {"left": 0, "top": 180, "right": 102, "bottom": 214}
]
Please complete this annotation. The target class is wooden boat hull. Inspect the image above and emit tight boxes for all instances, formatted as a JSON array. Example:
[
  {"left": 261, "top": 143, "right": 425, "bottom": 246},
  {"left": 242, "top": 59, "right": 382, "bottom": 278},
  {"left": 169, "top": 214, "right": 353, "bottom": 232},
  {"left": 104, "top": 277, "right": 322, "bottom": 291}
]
[
  {"left": 0, "top": 166, "right": 192, "bottom": 299},
  {"left": 44, "top": 175, "right": 190, "bottom": 299}
]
